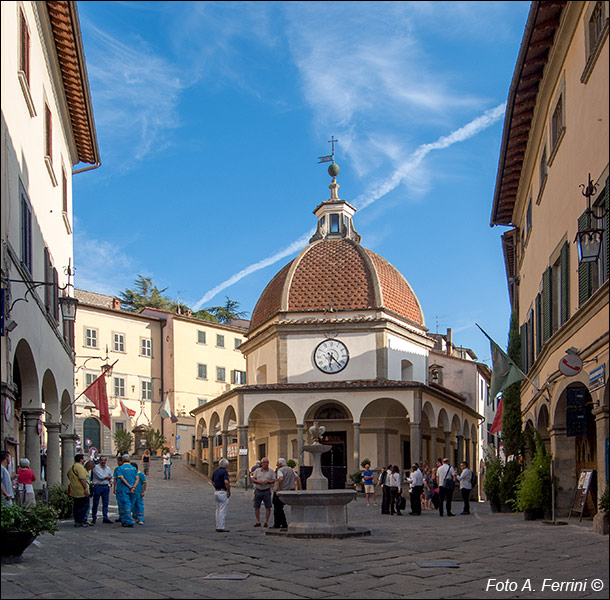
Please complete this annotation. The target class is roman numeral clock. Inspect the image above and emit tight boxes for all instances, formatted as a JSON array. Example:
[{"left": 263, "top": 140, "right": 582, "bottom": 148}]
[{"left": 314, "top": 339, "right": 349, "bottom": 374}]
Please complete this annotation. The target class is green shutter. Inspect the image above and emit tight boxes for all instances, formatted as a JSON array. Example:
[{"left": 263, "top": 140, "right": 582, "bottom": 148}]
[
  {"left": 604, "top": 178, "right": 610, "bottom": 281},
  {"left": 535, "top": 293, "right": 542, "bottom": 356},
  {"left": 542, "top": 267, "right": 552, "bottom": 343},
  {"left": 560, "top": 241, "right": 570, "bottom": 325},
  {"left": 520, "top": 323, "right": 527, "bottom": 373},
  {"left": 578, "top": 211, "right": 593, "bottom": 306}
]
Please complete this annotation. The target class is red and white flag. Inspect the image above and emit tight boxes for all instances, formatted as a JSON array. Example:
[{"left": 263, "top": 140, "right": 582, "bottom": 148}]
[
  {"left": 489, "top": 398, "right": 503, "bottom": 435},
  {"left": 119, "top": 399, "right": 136, "bottom": 420},
  {"left": 83, "top": 372, "right": 111, "bottom": 430}
]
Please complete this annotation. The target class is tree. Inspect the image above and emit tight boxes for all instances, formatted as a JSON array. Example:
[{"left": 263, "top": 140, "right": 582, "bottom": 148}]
[
  {"left": 119, "top": 275, "right": 173, "bottom": 312},
  {"left": 502, "top": 311, "right": 523, "bottom": 458},
  {"left": 203, "top": 297, "right": 249, "bottom": 324},
  {"left": 113, "top": 429, "right": 133, "bottom": 455},
  {"left": 144, "top": 429, "right": 165, "bottom": 453}
]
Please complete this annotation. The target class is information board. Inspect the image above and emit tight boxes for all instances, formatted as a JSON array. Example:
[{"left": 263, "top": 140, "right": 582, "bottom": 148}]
[{"left": 568, "top": 469, "right": 595, "bottom": 522}]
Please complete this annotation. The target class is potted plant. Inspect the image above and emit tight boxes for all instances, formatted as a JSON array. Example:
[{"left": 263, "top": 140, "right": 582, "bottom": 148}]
[
  {"left": 113, "top": 428, "right": 133, "bottom": 456},
  {"left": 483, "top": 454, "right": 503, "bottom": 512},
  {"left": 513, "top": 441, "right": 552, "bottom": 520},
  {"left": 598, "top": 487, "right": 609, "bottom": 535},
  {"left": 144, "top": 428, "right": 165, "bottom": 456},
  {"left": 1, "top": 502, "right": 59, "bottom": 563},
  {"left": 48, "top": 484, "right": 73, "bottom": 520},
  {"left": 349, "top": 471, "right": 363, "bottom": 491}
]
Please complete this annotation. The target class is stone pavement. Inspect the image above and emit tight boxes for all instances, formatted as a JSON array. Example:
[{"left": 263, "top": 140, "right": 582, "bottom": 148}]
[{"left": 2, "top": 458, "right": 608, "bottom": 599}]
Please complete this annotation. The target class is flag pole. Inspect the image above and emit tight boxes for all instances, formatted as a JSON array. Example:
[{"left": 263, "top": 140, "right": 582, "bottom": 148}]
[
  {"left": 475, "top": 323, "right": 541, "bottom": 394},
  {"left": 61, "top": 360, "right": 119, "bottom": 415}
]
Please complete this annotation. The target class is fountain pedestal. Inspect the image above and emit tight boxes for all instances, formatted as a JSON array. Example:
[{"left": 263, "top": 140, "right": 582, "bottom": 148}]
[{"left": 267, "top": 427, "right": 370, "bottom": 538}]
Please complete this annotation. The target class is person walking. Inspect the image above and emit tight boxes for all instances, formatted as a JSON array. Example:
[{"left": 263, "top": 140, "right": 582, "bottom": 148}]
[
  {"left": 437, "top": 458, "right": 456, "bottom": 517},
  {"left": 457, "top": 461, "right": 474, "bottom": 515},
  {"left": 251, "top": 457, "right": 275, "bottom": 527},
  {"left": 140, "top": 449, "right": 151, "bottom": 477},
  {"left": 1, "top": 451, "right": 15, "bottom": 505},
  {"left": 162, "top": 449, "right": 172, "bottom": 480},
  {"left": 377, "top": 465, "right": 393, "bottom": 515},
  {"left": 16, "top": 458, "right": 36, "bottom": 505},
  {"left": 272, "top": 458, "right": 300, "bottom": 529},
  {"left": 407, "top": 463, "right": 424, "bottom": 515},
  {"left": 130, "top": 462, "right": 147, "bottom": 524},
  {"left": 90, "top": 456, "right": 114, "bottom": 524},
  {"left": 212, "top": 458, "right": 231, "bottom": 532},
  {"left": 115, "top": 454, "right": 139, "bottom": 527},
  {"left": 67, "top": 454, "right": 90, "bottom": 527},
  {"left": 362, "top": 463, "right": 377, "bottom": 507}
]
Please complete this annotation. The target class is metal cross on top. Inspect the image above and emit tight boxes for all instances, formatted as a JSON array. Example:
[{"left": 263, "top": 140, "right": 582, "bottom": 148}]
[{"left": 317, "top": 136, "right": 338, "bottom": 164}]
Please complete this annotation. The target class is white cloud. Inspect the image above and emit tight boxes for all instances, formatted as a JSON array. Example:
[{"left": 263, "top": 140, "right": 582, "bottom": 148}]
[{"left": 81, "top": 20, "right": 184, "bottom": 166}]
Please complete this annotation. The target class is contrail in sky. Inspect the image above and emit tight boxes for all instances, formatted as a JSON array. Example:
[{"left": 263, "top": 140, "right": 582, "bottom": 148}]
[{"left": 192, "top": 103, "right": 506, "bottom": 310}]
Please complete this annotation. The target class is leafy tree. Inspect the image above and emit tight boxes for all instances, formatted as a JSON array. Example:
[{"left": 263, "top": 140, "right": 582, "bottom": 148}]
[
  {"left": 113, "top": 429, "right": 133, "bottom": 455},
  {"left": 119, "top": 275, "right": 173, "bottom": 312},
  {"left": 192, "top": 308, "right": 218, "bottom": 322},
  {"left": 144, "top": 429, "right": 166, "bottom": 453},
  {"left": 204, "top": 297, "right": 249, "bottom": 324}
]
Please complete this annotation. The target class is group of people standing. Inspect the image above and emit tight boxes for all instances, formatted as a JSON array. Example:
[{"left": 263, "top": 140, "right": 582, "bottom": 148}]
[
  {"left": 1, "top": 451, "right": 38, "bottom": 506},
  {"left": 370, "top": 458, "right": 475, "bottom": 517},
  {"left": 67, "top": 453, "right": 147, "bottom": 528},
  {"left": 212, "top": 456, "right": 301, "bottom": 533}
]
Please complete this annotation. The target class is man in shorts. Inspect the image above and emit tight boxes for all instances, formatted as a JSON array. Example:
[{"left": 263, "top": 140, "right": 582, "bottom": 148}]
[
  {"left": 251, "top": 457, "right": 275, "bottom": 527},
  {"left": 362, "top": 463, "right": 377, "bottom": 507}
]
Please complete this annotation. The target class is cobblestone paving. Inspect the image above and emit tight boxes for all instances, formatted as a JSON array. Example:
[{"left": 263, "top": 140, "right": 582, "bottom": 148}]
[{"left": 2, "top": 458, "right": 608, "bottom": 599}]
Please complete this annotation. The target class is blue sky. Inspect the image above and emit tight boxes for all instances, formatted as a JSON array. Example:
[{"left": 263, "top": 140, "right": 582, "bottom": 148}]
[{"left": 72, "top": 1, "right": 531, "bottom": 364}]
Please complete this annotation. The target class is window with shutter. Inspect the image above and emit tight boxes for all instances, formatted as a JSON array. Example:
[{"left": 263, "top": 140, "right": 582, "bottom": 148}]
[
  {"left": 578, "top": 211, "right": 594, "bottom": 306},
  {"left": 527, "top": 310, "right": 534, "bottom": 370},
  {"left": 52, "top": 268, "right": 59, "bottom": 323},
  {"left": 560, "top": 242, "right": 570, "bottom": 326},
  {"left": 20, "top": 10, "right": 30, "bottom": 85},
  {"left": 20, "top": 186, "right": 33, "bottom": 274},
  {"left": 535, "top": 293, "right": 542, "bottom": 357},
  {"left": 45, "top": 105, "right": 52, "bottom": 160},
  {"left": 542, "top": 267, "right": 552, "bottom": 343},
  {"left": 520, "top": 323, "right": 528, "bottom": 373},
  {"left": 44, "top": 247, "right": 52, "bottom": 311}
]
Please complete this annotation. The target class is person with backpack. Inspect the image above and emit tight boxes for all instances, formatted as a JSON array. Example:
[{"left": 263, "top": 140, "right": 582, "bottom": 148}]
[
  {"left": 457, "top": 461, "right": 474, "bottom": 515},
  {"left": 436, "top": 457, "right": 456, "bottom": 517}
]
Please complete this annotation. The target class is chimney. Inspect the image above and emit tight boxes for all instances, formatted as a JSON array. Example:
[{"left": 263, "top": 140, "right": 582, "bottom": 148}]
[
  {"left": 112, "top": 298, "right": 121, "bottom": 310},
  {"left": 446, "top": 328, "right": 452, "bottom": 356}
]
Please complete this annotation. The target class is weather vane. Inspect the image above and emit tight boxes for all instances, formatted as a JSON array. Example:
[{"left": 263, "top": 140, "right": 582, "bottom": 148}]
[{"left": 318, "top": 136, "right": 338, "bottom": 164}]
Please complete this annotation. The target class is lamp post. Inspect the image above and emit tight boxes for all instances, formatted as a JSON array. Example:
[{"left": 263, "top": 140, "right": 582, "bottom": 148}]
[{"left": 574, "top": 174, "right": 607, "bottom": 263}]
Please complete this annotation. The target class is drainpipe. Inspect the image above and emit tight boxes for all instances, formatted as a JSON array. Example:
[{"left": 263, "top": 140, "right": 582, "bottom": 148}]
[{"left": 72, "top": 161, "right": 101, "bottom": 175}]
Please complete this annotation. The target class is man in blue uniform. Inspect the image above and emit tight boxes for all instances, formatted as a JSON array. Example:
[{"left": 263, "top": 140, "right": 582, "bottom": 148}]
[
  {"left": 130, "top": 462, "right": 147, "bottom": 524},
  {"left": 115, "top": 454, "right": 138, "bottom": 527}
]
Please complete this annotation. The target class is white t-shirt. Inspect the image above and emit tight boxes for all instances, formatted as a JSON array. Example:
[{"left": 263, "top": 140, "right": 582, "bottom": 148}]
[
  {"left": 458, "top": 468, "right": 473, "bottom": 490},
  {"left": 163, "top": 453, "right": 172, "bottom": 466},
  {"left": 437, "top": 464, "right": 455, "bottom": 488}
]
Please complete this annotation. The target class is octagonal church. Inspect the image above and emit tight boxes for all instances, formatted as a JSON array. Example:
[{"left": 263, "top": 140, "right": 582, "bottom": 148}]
[{"left": 192, "top": 167, "right": 481, "bottom": 487}]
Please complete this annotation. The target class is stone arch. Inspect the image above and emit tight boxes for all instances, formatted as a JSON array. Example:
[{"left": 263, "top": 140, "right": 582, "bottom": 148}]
[
  {"left": 422, "top": 401, "right": 436, "bottom": 427},
  {"left": 13, "top": 338, "right": 40, "bottom": 410},
  {"left": 304, "top": 399, "right": 354, "bottom": 423},
  {"left": 360, "top": 397, "right": 410, "bottom": 471},
  {"left": 222, "top": 405, "right": 237, "bottom": 433},
  {"left": 197, "top": 417, "right": 208, "bottom": 438},
  {"left": 60, "top": 389, "right": 73, "bottom": 430},
  {"left": 437, "top": 408, "right": 450, "bottom": 432},
  {"left": 42, "top": 369, "right": 60, "bottom": 422},
  {"left": 247, "top": 400, "right": 298, "bottom": 466}
]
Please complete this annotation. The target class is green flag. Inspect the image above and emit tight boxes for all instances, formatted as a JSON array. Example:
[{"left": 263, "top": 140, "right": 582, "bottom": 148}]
[{"left": 476, "top": 324, "right": 525, "bottom": 399}]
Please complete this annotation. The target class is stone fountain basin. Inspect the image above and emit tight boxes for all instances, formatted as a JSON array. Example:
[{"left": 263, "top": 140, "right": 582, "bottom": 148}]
[{"left": 271, "top": 489, "right": 369, "bottom": 538}]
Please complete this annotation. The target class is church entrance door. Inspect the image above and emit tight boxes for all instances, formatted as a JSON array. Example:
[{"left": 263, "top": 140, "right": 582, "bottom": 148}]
[{"left": 321, "top": 431, "right": 347, "bottom": 489}]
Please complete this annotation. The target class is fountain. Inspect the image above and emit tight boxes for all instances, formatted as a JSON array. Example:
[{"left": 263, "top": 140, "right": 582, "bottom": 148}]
[{"left": 267, "top": 422, "right": 370, "bottom": 538}]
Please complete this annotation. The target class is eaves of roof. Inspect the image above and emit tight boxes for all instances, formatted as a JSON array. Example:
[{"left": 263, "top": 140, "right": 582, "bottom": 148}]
[{"left": 490, "top": 1, "right": 567, "bottom": 227}]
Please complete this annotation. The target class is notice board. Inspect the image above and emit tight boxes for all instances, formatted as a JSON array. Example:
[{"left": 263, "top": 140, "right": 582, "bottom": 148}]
[{"left": 568, "top": 469, "right": 595, "bottom": 522}]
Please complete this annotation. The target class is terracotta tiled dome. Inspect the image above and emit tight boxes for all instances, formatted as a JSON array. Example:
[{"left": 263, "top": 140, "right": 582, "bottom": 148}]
[{"left": 249, "top": 238, "right": 424, "bottom": 332}]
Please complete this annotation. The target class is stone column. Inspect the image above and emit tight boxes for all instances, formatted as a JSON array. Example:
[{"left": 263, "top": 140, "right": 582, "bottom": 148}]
[
  {"left": 429, "top": 427, "right": 438, "bottom": 464},
  {"left": 60, "top": 433, "right": 78, "bottom": 486},
  {"left": 410, "top": 422, "right": 422, "bottom": 466},
  {"left": 464, "top": 435, "right": 471, "bottom": 465},
  {"left": 353, "top": 423, "right": 360, "bottom": 472},
  {"left": 44, "top": 422, "right": 62, "bottom": 487},
  {"left": 237, "top": 425, "right": 249, "bottom": 488},
  {"left": 297, "top": 424, "right": 305, "bottom": 468},
  {"left": 221, "top": 430, "right": 229, "bottom": 460},
  {"left": 593, "top": 404, "right": 609, "bottom": 533},
  {"left": 549, "top": 426, "right": 574, "bottom": 514},
  {"left": 457, "top": 434, "right": 464, "bottom": 465},
  {"left": 444, "top": 431, "right": 451, "bottom": 459},
  {"left": 22, "top": 408, "right": 43, "bottom": 489},
  {"left": 195, "top": 438, "right": 203, "bottom": 473}
]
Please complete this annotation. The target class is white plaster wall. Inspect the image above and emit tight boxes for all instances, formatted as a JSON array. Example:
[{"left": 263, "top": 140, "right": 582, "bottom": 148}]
[
  {"left": 286, "top": 331, "right": 377, "bottom": 383},
  {"left": 387, "top": 334, "right": 428, "bottom": 382},
  {"left": 246, "top": 337, "right": 278, "bottom": 384}
]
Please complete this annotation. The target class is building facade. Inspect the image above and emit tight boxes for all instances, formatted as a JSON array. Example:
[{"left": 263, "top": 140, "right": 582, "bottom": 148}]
[
  {"left": 192, "top": 170, "right": 482, "bottom": 488},
  {"left": 491, "top": 1, "right": 608, "bottom": 526},
  {"left": 72, "top": 293, "right": 248, "bottom": 456},
  {"left": 1, "top": 1, "right": 99, "bottom": 488}
]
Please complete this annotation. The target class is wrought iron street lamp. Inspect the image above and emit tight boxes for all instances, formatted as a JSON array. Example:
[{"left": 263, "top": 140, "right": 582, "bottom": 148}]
[{"left": 574, "top": 173, "right": 607, "bottom": 263}]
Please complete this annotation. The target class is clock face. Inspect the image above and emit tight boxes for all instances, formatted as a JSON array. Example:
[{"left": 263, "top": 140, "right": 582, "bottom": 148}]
[{"left": 314, "top": 339, "right": 349, "bottom": 374}]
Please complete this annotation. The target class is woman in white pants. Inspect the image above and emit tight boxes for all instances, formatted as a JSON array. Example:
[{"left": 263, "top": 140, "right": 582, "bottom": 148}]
[{"left": 212, "top": 458, "right": 231, "bottom": 532}]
